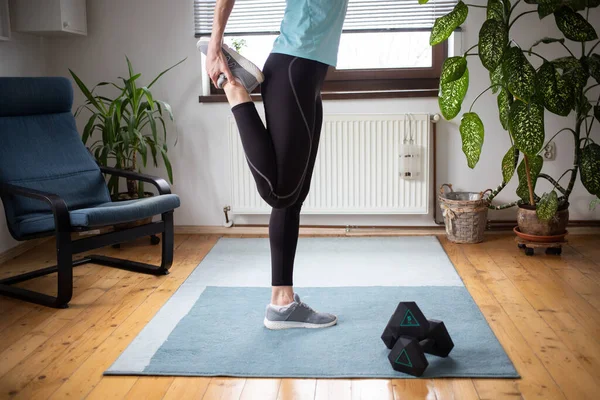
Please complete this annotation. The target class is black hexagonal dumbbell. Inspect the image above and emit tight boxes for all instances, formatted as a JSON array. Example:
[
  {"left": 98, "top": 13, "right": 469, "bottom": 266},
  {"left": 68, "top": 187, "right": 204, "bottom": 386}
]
[
  {"left": 382, "top": 302, "right": 454, "bottom": 377},
  {"left": 381, "top": 301, "right": 430, "bottom": 349}
]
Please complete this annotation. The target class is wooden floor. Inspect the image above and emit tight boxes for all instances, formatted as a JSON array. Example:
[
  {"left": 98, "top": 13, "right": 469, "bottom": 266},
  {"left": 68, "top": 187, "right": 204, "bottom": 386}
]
[{"left": 0, "top": 232, "right": 599, "bottom": 400}]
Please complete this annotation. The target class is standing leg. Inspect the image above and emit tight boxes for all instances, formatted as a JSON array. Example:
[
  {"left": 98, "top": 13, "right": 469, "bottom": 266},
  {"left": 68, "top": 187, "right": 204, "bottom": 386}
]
[
  {"left": 270, "top": 95, "right": 324, "bottom": 300},
  {"left": 264, "top": 94, "right": 336, "bottom": 330}
]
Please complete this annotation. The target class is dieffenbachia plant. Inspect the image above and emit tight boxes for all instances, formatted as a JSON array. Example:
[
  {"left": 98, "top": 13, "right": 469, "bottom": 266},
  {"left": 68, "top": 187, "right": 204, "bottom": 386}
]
[{"left": 422, "top": 0, "right": 600, "bottom": 221}]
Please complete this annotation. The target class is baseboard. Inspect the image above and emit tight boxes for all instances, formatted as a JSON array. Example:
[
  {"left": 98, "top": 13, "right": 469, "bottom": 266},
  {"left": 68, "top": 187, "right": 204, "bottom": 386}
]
[
  {"left": 0, "top": 237, "right": 51, "bottom": 265},
  {"left": 176, "top": 224, "right": 600, "bottom": 237}
]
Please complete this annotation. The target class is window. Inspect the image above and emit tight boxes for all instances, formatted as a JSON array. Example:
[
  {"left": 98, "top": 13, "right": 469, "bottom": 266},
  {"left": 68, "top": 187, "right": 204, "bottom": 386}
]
[{"left": 195, "top": 0, "right": 455, "bottom": 101}]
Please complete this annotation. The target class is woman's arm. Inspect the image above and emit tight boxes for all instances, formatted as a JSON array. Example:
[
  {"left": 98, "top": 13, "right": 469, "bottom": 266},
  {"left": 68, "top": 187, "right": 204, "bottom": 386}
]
[{"left": 206, "top": 0, "right": 236, "bottom": 87}]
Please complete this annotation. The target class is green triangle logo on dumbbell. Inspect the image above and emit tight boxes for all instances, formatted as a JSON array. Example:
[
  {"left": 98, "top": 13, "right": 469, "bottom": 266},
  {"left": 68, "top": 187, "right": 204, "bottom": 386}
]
[
  {"left": 394, "top": 349, "right": 413, "bottom": 368},
  {"left": 400, "top": 309, "right": 420, "bottom": 327}
]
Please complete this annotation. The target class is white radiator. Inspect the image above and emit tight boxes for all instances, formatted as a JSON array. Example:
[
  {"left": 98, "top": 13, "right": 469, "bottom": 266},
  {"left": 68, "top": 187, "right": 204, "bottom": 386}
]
[{"left": 228, "top": 114, "right": 431, "bottom": 214}]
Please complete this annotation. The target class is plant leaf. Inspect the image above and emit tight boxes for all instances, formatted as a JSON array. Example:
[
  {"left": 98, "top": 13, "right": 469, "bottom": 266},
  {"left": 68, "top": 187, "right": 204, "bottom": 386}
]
[
  {"left": 502, "top": 145, "right": 518, "bottom": 183},
  {"left": 590, "top": 197, "right": 600, "bottom": 211},
  {"left": 530, "top": 37, "right": 565, "bottom": 50},
  {"left": 538, "top": 0, "right": 562, "bottom": 19},
  {"left": 553, "top": 56, "right": 589, "bottom": 109},
  {"left": 126, "top": 56, "right": 135, "bottom": 79},
  {"left": 430, "top": 1, "right": 468, "bottom": 46},
  {"left": 487, "top": 0, "right": 505, "bottom": 21},
  {"left": 595, "top": 105, "right": 600, "bottom": 122},
  {"left": 585, "top": 53, "right": 600, "bottom": 84},
  {"left": 69, "top": 69, "right": 105, "bottom": 113},
  {"left": 440, "top": 56, "right": 468, "bottom": 85},
  {"left": 510, "top": 100, "right": 545, "bottom": 157},
  {"left": 148, "top": 57, "right": 187, "bottom": 88},
  {"left": 459, "top": 112, "right": 485, "bottom": 169},
  {"left": 82, "top": 114, "right": 98, "bottom": 145},
  {"left": 490, "top": 63, "right": 504, "bottom": 94},
  {"left": 503, "top": 47, "right": 536, "bottom": 103},
  {"left": 161, "top": 146, "right": 174, "bottom": 184},
  {"left": 580, "top": 143, "right": 600, "bottom": 196},
  {"left": 498, "top": 87, "right": 512, "bottom": 130},
  {"left": 516, "top": 155, "right": 544, "bottom": 202},
  {"left": 536, "top": 62, "right": 572, "bottom": 116},
  {"left": 537, "top": 190, "right": 559, "bottom": 221},
  {"left": 439, "top": 67, "right": 469, "bottom": 120},
  {"left": 146, "top": 110, "right": 159, "bottom": 144},
  {"left": 156, "top": 100, "right": 174, "bottom": 121},
  {"left": 578, "top": 98, "right": 592, "bottom": 116},
  {"left": 419, "top": 0, "right": 429, "bottom": 3},
  {"left": 479, "top": 19, "right": 508, "bottom": 71},
  {"left": 554, "top": 6, "right": 598, "bottom": 42}
]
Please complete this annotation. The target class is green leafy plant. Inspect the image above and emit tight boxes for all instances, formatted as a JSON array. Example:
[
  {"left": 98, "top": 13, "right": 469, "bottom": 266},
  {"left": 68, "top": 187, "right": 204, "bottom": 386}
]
[
  {"left": 69, "top": 56, "right": 186, "bottom": 200},
  {"left": 423, "top": 0, "right": 600, "bottom": 221},
  {"left": 230, "top": 38, "right": 247, "bottom": 53}
]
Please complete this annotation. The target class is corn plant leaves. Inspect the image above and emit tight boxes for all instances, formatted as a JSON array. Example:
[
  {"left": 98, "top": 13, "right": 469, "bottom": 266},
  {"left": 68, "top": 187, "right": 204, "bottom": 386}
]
[
  {"left": 498, "top": 87, "right": 512, "bottom": 130},
  {"left": 479, "top": 19, "right": 508, "bottom": 71},
  {"left": 441, "top": 56, "right": 468, "bottom": 85},
  {"left": 516, "top": 155, "right": 544, "bottom": 202},
  {"left": 580, "top": 143, "right": 600, "bottom": 196},
  {"left": 439, "top": 67, "right": 469, "bottom": 120},
  {"left": 510, "top": 100, "right": 545, "bottom": 157},
  {"left": 503, "top": 47, "right": 536, "bottom": 103},
  {"left": 487, "top": 0, "right": 505, "bottom": 21},
  {"left": 502, "top": 146, "right": 518, "bottom": 183},
  {"left": 430, "top": 1, "right": 468, "bottom": 46},
  {"left": 536, "top": 62, "right": 572, "bottom": 116},
  {"left": 554, "top": 6, "right": 598, "bottom": 42},
  {"left": 537, "top": 190, "right": 559, "bottom": 221},
  {"left": 459, "top": 112, "right": 485, "bottom": 169}
]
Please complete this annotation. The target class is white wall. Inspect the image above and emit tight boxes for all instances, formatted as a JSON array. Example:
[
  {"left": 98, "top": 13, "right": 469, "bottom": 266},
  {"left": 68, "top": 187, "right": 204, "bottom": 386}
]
[
  {"left": 0, "top": 32, "right": 47, "bottom": 254},
  {"left": 37, "top": 0, "right": 600, "bottom": 230}
]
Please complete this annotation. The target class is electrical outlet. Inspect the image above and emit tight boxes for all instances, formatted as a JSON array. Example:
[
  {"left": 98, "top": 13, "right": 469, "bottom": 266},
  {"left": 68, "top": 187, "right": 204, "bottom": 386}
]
[{"left": 543, "top": 141, "right": 556, "bottom": 161}]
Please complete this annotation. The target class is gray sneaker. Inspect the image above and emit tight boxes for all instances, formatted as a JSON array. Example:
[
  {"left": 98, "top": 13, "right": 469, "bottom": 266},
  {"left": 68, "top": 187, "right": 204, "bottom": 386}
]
[
  {"left": 264, "top": 293, "right": 338, "bottom": 330},
  {"left": 196, "top": 37, "right": 264, "bottom": 92}
]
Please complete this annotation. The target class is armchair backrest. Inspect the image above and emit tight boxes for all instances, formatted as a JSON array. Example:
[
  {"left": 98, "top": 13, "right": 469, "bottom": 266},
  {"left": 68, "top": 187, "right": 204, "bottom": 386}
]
[{"left": 0, "top": 77, "right": 111, "bottom": 233}]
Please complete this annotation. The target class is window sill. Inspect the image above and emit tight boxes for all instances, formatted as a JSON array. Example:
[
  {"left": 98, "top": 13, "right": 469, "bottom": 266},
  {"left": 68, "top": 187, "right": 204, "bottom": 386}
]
[{"left": 199, "top": 89, "right": 439, "bottom": 103}]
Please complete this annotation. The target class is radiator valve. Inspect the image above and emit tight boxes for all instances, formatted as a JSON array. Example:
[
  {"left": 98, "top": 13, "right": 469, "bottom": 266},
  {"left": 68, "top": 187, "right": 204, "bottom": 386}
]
[{"left": 223, "top": 206, "right": 233, "bottom": 228}]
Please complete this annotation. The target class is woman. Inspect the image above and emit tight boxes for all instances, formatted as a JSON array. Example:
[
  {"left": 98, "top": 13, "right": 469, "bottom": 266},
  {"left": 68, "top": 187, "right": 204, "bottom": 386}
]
[{"left": 197, "top": 0, "right": 349, "bottom": 330}]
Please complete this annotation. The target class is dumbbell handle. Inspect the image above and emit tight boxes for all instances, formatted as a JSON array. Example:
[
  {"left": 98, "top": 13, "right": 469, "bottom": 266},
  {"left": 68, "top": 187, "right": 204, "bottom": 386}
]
[{"left": 419, "top": 337, "right": 435, "bottom": 353}]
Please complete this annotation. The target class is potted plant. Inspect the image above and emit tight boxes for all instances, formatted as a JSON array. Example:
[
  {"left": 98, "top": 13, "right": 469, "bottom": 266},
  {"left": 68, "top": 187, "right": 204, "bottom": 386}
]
[
  {"left": 422, "top": 0, "right": 600, "bottom": 238},
  {"left": 69, "top": 56, "right": 185, "bottom": 229}
]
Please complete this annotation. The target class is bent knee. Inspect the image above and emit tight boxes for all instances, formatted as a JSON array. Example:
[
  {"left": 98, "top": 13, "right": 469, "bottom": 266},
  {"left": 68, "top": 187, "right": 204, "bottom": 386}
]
[{"left": 257, "top": 187, "right": 299, "bottom": 209}]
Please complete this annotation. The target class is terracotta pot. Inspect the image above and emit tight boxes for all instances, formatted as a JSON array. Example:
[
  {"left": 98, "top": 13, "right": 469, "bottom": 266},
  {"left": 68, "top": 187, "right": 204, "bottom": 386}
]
[
  {"left": 113, "top": 192, "right": 154, "bottom": 230},
  {"left": 516, "top": 203, "right": 569, "bottom": 236}
]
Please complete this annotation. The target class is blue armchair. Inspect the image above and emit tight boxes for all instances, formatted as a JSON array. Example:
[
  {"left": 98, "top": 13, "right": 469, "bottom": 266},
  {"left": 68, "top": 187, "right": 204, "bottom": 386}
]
[{"left": 0, "top": 77, "right": 181, "bottom": 308}]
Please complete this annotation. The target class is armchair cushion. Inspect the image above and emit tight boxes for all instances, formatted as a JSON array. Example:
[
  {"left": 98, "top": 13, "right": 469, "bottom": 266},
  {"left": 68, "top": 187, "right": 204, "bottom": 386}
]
[{"left": 15, "top": 194, "right": 181, "bottom": 237}]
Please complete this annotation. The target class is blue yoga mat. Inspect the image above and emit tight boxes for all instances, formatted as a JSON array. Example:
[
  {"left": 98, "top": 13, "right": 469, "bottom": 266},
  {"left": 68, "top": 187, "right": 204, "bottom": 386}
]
[{"left": 105, "top": 237, "right": 519, "bottom": 378}]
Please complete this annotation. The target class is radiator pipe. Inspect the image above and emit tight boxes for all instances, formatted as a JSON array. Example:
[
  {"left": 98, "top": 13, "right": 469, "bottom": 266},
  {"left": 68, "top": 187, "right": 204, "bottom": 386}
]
[{"left": 431, "top": 114, "right": 445, "bottom": 226}]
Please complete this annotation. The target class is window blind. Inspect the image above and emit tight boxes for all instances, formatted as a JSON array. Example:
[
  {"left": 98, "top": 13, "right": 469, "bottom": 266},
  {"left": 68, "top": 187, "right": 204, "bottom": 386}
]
[{"left": 194, "top": 0, "right": 459, "bottom": 37}]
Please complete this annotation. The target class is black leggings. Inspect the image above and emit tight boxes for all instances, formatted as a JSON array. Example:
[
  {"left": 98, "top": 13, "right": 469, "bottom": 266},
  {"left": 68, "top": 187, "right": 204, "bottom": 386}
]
[{"left": 231, "top": 53, "right": 329, "bottom": 287}]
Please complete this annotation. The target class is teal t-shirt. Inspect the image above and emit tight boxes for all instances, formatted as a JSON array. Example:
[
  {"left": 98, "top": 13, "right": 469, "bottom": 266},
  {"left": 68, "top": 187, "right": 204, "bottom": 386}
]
[{"left": 271, "top": 0, "right": 349, "bottom": 67}]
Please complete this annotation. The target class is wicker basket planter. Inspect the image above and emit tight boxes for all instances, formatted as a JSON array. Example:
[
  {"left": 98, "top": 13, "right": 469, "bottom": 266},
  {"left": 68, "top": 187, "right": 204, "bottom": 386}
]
[{"left": 439, "top": 184, "right": 491, "bottom": 244}]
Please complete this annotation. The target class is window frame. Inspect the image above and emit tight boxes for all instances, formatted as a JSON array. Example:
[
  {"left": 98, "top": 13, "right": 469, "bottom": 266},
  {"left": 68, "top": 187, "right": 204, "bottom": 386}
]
[{"left": 199, "top": 39, "right": 447, "bottom": 102}]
